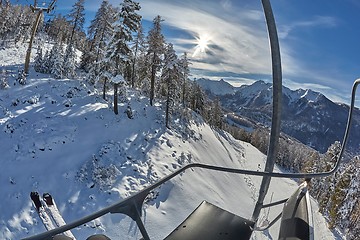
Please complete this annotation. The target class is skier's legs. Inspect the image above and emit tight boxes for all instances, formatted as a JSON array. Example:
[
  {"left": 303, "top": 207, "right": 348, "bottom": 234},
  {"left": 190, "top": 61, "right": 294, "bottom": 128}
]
[{"left": 86, "top": 234, "right": 111, "bottom": 240}]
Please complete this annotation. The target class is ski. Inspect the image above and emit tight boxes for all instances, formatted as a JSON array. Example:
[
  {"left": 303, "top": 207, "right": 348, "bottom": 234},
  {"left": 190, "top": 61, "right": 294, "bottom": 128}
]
[
  {"left": 42, "top": 193, "right": 76, "bottom": 239},
  {"left": 30, "top": 191, "right": 56, "bottom": 231}
]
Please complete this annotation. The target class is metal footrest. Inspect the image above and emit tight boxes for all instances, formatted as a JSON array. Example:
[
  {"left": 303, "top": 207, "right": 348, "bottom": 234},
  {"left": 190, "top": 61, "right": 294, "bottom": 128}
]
[{"left": 165, "top": 201, "right": 254, "bottom": 240}]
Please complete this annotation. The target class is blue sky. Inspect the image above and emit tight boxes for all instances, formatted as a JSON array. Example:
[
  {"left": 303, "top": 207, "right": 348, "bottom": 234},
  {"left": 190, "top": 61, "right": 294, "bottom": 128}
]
[{"left": 11, "top": 0, "right": 360, "bottom": 104}]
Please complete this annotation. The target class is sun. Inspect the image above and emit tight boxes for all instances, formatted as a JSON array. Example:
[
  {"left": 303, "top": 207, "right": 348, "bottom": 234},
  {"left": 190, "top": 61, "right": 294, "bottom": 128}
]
[
  {"left": 192, "top": 34, "right": 211, "bottom": 58},
  {"left": 196, "top": 35, "right": 210, "bottom": 52}
]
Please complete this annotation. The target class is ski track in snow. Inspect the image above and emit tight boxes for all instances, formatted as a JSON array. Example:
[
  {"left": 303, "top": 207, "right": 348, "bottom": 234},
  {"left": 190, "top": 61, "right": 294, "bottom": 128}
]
[{"left": 0, "top": 45, "right": 340, "bottom": 239}]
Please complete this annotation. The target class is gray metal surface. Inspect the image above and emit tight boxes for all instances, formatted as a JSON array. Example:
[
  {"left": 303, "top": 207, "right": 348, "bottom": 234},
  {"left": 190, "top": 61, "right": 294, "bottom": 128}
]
[
  {"left": 252, "top": 0, "right": 283, "bottom": 222},
  {"left": 278, "top": 182, "right": 310, "bottom": 240},
  {"left": 165, "top": 201, "right": 254, "bottom": 240}
]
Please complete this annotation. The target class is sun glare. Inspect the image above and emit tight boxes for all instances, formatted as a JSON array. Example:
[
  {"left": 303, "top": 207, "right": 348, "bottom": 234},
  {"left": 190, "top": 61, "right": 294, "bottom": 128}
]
[{"left": 192, "top": 34, "right": 211, "bottom": 58}]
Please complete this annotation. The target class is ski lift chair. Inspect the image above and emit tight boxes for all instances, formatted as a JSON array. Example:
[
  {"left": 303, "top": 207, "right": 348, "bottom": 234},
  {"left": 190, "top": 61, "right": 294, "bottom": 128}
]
[
  {"left": 164, "top": 181, "right": 312, "bottom": 240},
  {"left": 23, "top": 0, "right": 358, "bottom": 238}
]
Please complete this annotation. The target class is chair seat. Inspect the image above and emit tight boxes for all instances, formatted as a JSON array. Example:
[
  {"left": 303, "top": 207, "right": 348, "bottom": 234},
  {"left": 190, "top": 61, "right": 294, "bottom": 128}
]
[{"left": 165, "top": 201, "right": 254, "bottom": 240}]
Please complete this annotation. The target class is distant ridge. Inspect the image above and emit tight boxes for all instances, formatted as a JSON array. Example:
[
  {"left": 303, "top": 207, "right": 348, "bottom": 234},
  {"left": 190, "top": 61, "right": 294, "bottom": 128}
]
[
  {"left": 196, "top": 78, "right": 236, "bottom": 95},
  {"left": 198, "top": 78, "right": 360, "bottom": 154}
]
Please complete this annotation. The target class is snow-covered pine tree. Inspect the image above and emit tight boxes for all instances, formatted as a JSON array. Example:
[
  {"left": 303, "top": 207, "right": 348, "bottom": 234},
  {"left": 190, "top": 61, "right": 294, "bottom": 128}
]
[
  {"left": 63, "top": 44, "right": 77, "bottom": 78},
  {"left": 82, "top": 0, "right": 116, "bottom": 74},
  {"left": 0, "top": 68, "right": 9, "bottom": 89},
  {"left": 17, "top": 69, "right": 26, "bottom": 85},
  {"left": 161, "top": 43, "right": 182, "bottom": 128},
  {"left": 328, "top": 163, "right": 354, "bottom": 228},
  {"left": 34, "top": 46, "right": 43, "bottom": 73},
  {"left": 0, "top": 3, "right": 33, "bottom": 44},
  {"left": 209, "top": 98, "right": 223, "bottom": 128},
  {"left": 49, "top": 42, "right": 64, "bottom": 79},
  {"left": 105, "top": 0, "right": 141, "bottom": 74},
  {"left": 103, "top": 0, "right": 141, "bottom": 103},
  {"left": 188, "top": 81, "right": 205, "bottom": 113},
  {"left": 14, "top": 5, "right": 34, "bottom": 44},
  {"left": 130, "top": 25, "right": 146, "bottom": 88},
  {"left": 42, "top": 50, "right": 51, "bottom": 74},
  {"left": 179, "top": 52, "right": 190, "bottom": 107},
  {"left": 68, "top": 0, "right": 85, "bottom": 47},
  {"left": 147, "top": 15, "right": 165, "bottom": 106},
  {"left": 315, "top": 141, "right": 341, "bottom": 214},
  {"left": 338, "top": 157, "right": 360, "bottom": 238},
  {"left": 46, "top": 14, "right": 72, "bottom": 43},
  {"left": 0, "top": 3, "right": 11, "bottom": 39}
]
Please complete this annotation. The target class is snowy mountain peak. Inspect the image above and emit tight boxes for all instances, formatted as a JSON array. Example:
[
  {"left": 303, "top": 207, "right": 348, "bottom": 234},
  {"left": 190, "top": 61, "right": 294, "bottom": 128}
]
[
  {"left": 299, "top": 89, "right": 321, "bottom": 102},
  {"left": 196, "top": 78, "right": 235, "bottom": 95},
  {"left": 217, "top": 79, "right": 360, "bottom": 154}
]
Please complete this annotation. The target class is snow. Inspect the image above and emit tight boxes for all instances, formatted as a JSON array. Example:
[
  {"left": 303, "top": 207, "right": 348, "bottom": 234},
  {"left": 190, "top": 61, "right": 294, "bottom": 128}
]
[
  {"left": 300, "top": 89, "right": 320, "bottom": 102},
  {"left": 0, "top": 45, "right": 339, "bottom": 239},
  {"left": 111, "top": 74, "right": 125, "bottom": 84},
  {"left": 196, "top": 78, "right": 236, "bottom": 95}
]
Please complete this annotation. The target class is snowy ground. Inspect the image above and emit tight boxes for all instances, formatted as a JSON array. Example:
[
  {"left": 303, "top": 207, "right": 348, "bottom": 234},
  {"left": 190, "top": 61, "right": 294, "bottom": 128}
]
[{"left": 0, "top": 45, "right": 339, "bottom": 239}]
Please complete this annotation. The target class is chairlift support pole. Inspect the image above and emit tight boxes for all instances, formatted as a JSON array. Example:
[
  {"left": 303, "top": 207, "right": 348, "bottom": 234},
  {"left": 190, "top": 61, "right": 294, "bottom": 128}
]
[
  {"left": 24, "top": 0, "right": 56, "bottom": 75},
  {"left": 252, "top": 0, "right": 282, "bottom": 222}
]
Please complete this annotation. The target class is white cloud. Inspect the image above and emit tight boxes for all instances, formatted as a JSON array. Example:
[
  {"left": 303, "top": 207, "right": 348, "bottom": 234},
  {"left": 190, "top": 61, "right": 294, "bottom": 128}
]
[
  {"left": 279, "top": 16, "right": 338, "bottom": 39},
  {"left": 139, "top": 0, "right": 273, "bottom": 75}
]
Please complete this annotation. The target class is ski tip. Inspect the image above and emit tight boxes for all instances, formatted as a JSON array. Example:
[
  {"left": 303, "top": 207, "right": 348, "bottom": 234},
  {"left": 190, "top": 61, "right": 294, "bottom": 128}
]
[
  {"left": 43, "top": 192, "right": 54, "bottom": 205},
  {"left": 30, "top": 191, "right": 42, "bottom": 210}
]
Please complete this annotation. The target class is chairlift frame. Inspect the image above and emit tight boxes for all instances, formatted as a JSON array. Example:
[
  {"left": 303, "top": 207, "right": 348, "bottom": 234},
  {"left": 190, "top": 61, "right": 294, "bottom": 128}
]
[{"left": 23, "top": 0, "right": 359, "bottom": 239}]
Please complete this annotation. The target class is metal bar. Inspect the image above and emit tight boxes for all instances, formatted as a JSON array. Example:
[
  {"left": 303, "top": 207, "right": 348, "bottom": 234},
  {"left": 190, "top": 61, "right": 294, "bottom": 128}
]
[
  {"left": 252, "top": 0, "right": 282, "bottom": 222},
  {"left": 254, "top": 212, "right": 282, "bottom": 231},
  {"left": 135, "top": 211, "right": 151, "bottom": 240},
  {"left": 24, "top": 10, "right": 43, "bottom": 74},
  {"left": 262, "top": 198, "right": 288, "bottom": 209},
  {"left": 24, "top": 0, "right": 57, "bottom": 74}
]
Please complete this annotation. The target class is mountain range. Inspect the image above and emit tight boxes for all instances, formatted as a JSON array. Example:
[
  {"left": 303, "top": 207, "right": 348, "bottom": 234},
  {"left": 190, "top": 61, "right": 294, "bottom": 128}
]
[{"left": 197, "top": 78, "right": 360, "bottom": 154}]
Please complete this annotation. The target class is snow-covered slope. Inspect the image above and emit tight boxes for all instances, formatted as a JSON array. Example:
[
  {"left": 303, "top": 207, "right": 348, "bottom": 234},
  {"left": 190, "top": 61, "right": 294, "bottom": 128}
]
[{"left": 0, "top": 45, "right": 337, "bottom": 239}]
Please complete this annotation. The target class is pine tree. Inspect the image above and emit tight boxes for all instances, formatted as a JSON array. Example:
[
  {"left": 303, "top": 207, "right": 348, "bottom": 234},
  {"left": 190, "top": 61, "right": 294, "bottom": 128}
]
[
  {"left": 179, "top": 52, "right": 190, "bottom": 107},
  {"left": 0, "top": 68, "right": 9, "bottom": 89},
  {"left": 63, "top": 44, "right": 77, "bottom": 78},
  {"left": 105, "top": 0, "right": 141, "bottom": 76},
  {"left": 338, "top": 157, "right": 360, "bottom": 238},
  {"left": 46, "top": 14, "right": 72, "bottom": 43},
  {"left": 316, "top": 141, "right": 341, "bottom": 214},
  {"left": 161, "top": 43, "right": 182, "bottom": 128},
  {"left": 82, "top": 0, "right": 116, "bottom": 73},
  {"left": 130, "top": 25, "right": 146, "bottom": 88},
  {"left": 210, "top": 98, "right": 223, "bottom": 128},
  {"left": 34, "top": 46, "right": 43, "bottom": 73},
  {"left": 0, "top": 4, "right": 33, "bottom": 43},
  {"left": 189, "top": 81, "right": 205, "bottom": 113},
  {"left": 68, "top": 0, "right": 85, "bottom": 46},
  {"left": 147, "top": 15, "right": 165, "bottom": 106},
  {"left": 49, "top": 42, "right": 64, "bottom": 79},
  {"left": 329, "top": 164, "right": 353, "bottom": 228},
  {"left": 42, "top": 50, "right": 51, "bottom": 74}
]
